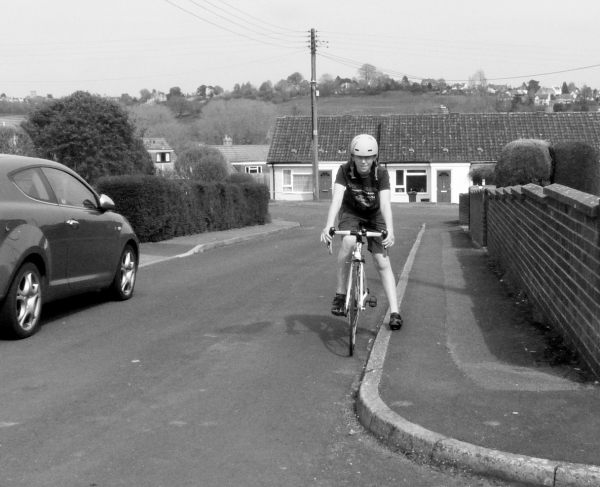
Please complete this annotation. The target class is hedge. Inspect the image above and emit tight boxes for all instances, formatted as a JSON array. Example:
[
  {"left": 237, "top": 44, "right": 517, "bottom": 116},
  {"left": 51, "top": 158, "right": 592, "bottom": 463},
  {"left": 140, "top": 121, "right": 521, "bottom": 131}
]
[
  {"left": 552, "top": 141, "right": 600, "bottom": 197},
  {"left": 494, "top": 139, "right": 553, "bottom": 187},
  {"left": 95, "top": 176, "right": 270, "bottom": 242}
]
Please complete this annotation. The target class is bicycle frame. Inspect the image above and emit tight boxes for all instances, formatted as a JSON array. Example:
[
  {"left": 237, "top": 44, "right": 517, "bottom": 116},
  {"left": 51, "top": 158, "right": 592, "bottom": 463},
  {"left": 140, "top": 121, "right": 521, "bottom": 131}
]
[
  {"left": 345, "top": 236, "right": 368, "bottom": 314},
  {"left": 328, "top": 227, "right": 387, "bottom": 355}
]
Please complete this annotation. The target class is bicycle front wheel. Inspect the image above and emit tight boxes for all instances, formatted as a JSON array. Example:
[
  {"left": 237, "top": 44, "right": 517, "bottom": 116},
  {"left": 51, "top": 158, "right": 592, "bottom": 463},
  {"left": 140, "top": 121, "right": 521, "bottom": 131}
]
[{"left": 347, "top": 262, "right": 361, "bottom": 356}]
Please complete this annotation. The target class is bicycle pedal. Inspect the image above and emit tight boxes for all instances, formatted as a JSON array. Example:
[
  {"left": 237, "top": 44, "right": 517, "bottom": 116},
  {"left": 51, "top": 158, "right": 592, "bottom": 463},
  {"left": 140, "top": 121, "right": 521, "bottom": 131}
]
[{"left": 368, "top": 297, "right": 377, "bottom": 307}]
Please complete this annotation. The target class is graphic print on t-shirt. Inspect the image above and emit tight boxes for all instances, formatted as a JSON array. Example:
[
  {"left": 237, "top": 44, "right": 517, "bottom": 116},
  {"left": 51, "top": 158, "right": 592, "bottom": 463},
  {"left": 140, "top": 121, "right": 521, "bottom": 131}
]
[{"left": 348, "top": 181, "right": 377, "bottom": 211}]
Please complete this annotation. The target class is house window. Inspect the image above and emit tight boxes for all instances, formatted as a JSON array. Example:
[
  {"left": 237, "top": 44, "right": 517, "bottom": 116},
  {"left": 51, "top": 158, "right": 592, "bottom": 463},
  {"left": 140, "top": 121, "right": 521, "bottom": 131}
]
[
  {"left": 283, "top": 169, "right": 312, "bottom": 193},
  {"left": 406, "top": 169, "right": 427, "bottom": 192},
  {"left": 156, "top": 152, "right": 170, "bottom": 163},
  {"left": 245, "top": 166, "right": 262, "bottom": 174},
  {"left": 394, "top": 170, "right": 405, "bottom": 193}
]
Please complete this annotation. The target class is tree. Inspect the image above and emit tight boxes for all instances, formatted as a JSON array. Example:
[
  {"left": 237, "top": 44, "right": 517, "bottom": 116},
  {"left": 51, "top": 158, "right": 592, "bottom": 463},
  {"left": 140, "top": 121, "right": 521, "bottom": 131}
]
[
  {"left": 166, "top": 94, "right": 194, "bottom": 118},
  {"left": 318, "top": 73, "right": 335, "bottom": 96},
  {"left": 167, "top": 86, "right": 183, "bottom": 99},
  {"left": 0, "top": 126, "right": 36, "bottom": 156},
  {"left": 468, "top": 70, "right": 487, "bottom": 93},
  {"left": 561, "top": 82, "right": 569, "bottom": 94},
  {"left": 22, "top": 91, "right": 154, "bottom": 183},
  {"left": 174, "top": 146, "right": 229, "bottom": 181},
  {"left": 287, "top": 72, "right": 304, "bottom": 85},
  {"left": 258, "top": 81, "right": 274, "bottom": 101},
  {"left": 127, "top": 103, "right": 197, "bottom": 155},
  {"left": 119, "top": 93, "right": 135, "bottom": 106},
  {"left": 526, "top": 79, "right": 540, "bottom": 104},
  {"left": 357, "top": 64, "right": 377, "bottom": 87},
  {"left": 139, "top": 89, "right": 152, "bottom": 103},
  {"left": 196, "top": 85, "right": 207, "bottom": 98},
  {"left": 195, "top": 98, "right": 277, "bottom": 144}
]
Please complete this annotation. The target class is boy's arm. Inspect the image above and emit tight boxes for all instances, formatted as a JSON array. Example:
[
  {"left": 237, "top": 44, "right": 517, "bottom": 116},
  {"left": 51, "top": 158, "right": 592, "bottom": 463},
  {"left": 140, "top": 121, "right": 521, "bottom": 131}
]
[
  {"left": 320, "top": 183, "right": 346, "bottom": 244},
  {"left": 379, "top": 189, "right": 395, "bottom": 248}
]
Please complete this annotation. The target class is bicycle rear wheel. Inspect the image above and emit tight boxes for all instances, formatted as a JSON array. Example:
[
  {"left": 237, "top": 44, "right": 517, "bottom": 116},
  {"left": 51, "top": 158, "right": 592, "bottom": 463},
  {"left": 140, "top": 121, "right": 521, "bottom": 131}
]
[{"left": 347, "top": 263, "right": 360, "bottom": 356}]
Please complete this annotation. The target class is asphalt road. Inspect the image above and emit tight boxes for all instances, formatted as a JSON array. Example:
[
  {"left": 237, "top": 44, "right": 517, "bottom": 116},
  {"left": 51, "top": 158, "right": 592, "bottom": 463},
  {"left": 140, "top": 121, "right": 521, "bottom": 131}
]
[{"left": 0, "top": 202, "right": 516, "bottom": 487}]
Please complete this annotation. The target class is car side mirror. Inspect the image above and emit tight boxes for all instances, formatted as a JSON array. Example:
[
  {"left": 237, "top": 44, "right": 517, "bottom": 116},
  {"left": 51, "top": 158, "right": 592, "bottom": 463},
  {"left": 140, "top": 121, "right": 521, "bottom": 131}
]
[{"left": 99, "top": 194, "right": 115, "bottom": 211}]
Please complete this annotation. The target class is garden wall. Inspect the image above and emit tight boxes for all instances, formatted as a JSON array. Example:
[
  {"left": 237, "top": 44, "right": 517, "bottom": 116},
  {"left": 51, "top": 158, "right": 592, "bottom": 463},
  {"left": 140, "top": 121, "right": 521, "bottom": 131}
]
[{"left": 484, "top": 183, "right": 600, "bottom": 376}]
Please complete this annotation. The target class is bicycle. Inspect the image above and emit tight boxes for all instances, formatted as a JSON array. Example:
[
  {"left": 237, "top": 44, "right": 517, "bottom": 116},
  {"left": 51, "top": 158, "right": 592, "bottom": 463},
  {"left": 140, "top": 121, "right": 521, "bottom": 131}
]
[{"left": 328, "top": 226, "right": 387, "bottom": 356}]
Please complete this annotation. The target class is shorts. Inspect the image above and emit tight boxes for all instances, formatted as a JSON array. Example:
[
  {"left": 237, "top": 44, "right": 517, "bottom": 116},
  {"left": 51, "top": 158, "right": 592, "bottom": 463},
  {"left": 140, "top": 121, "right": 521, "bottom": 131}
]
[{"left": 337, "top": 208, "right": 386, "bottom": 254}]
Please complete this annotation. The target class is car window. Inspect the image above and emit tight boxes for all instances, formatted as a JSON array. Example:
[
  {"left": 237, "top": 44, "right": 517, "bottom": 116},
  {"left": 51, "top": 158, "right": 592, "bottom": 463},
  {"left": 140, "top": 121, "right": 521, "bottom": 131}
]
[
  {"left": 12, "top": 168, "right": 53, "bottom": 202},
  {"left": 41, "top": 168, "right": 98, "bottom": 209}
]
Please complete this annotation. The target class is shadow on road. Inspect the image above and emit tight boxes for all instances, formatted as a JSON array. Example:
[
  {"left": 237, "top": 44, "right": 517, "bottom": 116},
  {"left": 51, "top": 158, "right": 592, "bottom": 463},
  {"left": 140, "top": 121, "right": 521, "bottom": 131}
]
[{"left": 285, "top": 313, "right": 376, "bottom": 357}]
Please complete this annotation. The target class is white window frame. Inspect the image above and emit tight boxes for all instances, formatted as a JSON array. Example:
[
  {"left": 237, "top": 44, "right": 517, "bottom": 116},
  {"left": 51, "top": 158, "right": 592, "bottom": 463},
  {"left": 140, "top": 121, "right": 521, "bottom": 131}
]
[
  {"left": 245, "top": 166, "right": 262, "bottom": 174},
  {"left": 394, "top": 169, "right": 406, "bottom": 193},
  {"left": 282, "top": 168, "right": 312, "bottom": 193},
  {"left": 406, "top": 169, "right": 428, "bottom": 193}
]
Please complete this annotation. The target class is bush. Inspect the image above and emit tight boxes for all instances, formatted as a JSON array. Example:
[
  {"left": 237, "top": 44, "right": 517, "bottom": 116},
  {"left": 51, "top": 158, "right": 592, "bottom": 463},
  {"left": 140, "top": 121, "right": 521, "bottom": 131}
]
[
  {"left": 0, "top": 126, "right": 37, "bottom": 156},
  {"left": 227, "top": 172, "right": 256, "bottom": 184},
  {"left": 469, "top": 164, "right": 496, "bottom": 185},
  {"left": 552, "top": 141, "right": 600, "bottom": 196},
  {"left": 494, "top": 139, "right": 553, "bottom": 187},
  {"left": 95, "top": 175, "right": 270, "bottom": 242},
  {"left": 174, "top": 146, "right": 230, "bottom": 181}
]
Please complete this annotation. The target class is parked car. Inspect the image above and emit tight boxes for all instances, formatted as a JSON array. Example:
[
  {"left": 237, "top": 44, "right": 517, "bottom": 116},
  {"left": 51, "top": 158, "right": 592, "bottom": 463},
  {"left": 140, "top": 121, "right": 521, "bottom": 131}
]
[{"left": 0, "top": 154, "right": 139, "bottom": 338}]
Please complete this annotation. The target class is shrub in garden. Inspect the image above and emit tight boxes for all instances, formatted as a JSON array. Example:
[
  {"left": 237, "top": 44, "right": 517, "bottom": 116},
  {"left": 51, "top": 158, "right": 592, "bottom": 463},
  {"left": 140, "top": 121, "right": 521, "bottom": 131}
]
[
  {"left": 494, "top": 139, "right": 553, "bottom": 187},
  {"left": 96, "top": 175, "right": 270, "bottom": 242},
  {"left": 469, "top": 164, "right": 496, "bottom": 185},
  {"left": 552, "top": 141, "right": 600, "bottom": 196},
  {"left": 174, "top": 146, "right": 230, "bottom": 182}
]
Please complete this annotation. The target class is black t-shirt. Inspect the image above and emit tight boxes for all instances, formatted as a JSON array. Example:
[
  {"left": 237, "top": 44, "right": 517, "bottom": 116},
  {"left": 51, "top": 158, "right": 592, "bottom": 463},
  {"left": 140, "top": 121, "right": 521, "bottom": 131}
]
[{"left": 335, "top": 161, "right": 390, "bottom": 215}]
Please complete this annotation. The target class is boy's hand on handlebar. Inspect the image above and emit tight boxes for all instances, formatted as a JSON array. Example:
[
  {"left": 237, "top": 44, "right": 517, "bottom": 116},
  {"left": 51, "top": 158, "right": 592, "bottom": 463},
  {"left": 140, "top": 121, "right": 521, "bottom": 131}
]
[
  {"left": 382, "top": 231, "right": 395, "bottom": 249},
  {"left": 320, "top": 227, "right": 333, "bottom": 246}
]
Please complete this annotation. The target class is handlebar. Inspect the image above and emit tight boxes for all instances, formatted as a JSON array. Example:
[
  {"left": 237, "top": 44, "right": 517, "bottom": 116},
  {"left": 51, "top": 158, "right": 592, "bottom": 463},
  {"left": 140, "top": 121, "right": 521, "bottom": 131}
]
[{"left": 328, "top": 227, "right": 388, "bottom": 239}]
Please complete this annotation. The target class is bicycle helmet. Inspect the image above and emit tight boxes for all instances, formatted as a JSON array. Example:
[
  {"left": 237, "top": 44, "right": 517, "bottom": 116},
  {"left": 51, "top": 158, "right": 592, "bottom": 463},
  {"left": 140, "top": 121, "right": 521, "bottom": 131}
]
[{"left": 350, "top": 134, "right": 378, "bottom": 157}]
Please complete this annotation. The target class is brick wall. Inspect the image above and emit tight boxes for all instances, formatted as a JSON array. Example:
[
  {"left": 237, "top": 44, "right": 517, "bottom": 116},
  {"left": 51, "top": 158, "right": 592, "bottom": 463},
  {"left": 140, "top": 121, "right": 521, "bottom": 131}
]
[
  {"left": 458, "top": 193, "right": 470, "bottom": 226},
  {"left": 484, "top": 183, "right": 600, "bottom": 376},
  {"left": 468, "top": 186, "right": 488, "bottom": 247}
]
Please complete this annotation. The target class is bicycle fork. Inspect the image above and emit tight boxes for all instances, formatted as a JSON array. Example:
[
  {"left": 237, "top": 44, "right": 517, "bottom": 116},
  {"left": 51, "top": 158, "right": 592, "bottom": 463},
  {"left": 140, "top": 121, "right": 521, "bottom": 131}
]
[{"left": 345, "top": 254, "right": 377, "bottom": 314}]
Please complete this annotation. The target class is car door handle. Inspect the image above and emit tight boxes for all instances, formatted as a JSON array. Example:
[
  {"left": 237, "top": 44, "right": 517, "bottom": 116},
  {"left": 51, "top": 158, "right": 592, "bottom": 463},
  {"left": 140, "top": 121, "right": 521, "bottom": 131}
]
[{"left": 66, "top": 219, "right": 80, "bottom": 228}]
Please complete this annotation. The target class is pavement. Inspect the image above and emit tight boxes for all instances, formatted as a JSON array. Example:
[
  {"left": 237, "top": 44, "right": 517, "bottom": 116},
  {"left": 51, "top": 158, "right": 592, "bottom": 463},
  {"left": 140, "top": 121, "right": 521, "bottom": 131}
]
[{"left": 138, "top": 216, "right": 600, "bottom": 487}]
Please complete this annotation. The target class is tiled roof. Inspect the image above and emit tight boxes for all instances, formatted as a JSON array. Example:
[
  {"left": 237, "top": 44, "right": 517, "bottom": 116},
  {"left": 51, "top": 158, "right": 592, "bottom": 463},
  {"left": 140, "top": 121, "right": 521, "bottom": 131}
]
[
  {"left": 209, "top": 144, "right": 270, "bottom": 163},
  {"left": 142, "top": 137, "right": 173, "bottom": 151},
  {"left": 267, "top": 113, "right": 600, "bottom": 164}
]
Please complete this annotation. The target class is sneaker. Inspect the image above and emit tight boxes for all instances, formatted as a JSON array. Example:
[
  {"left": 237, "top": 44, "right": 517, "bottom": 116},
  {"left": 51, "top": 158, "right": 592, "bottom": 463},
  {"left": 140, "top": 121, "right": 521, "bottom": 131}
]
[
  {"left": 389, "top": 312, "right": 403, "bottom": 330},
  {"left": 331, "top": 293, "right": 346, "bottom": 316}
]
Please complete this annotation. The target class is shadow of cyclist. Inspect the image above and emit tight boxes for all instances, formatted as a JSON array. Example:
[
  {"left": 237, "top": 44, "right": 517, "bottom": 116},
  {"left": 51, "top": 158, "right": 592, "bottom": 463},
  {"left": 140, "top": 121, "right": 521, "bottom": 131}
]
[{"left": 284, "top": 314, "right": 377, "bottom": 357}]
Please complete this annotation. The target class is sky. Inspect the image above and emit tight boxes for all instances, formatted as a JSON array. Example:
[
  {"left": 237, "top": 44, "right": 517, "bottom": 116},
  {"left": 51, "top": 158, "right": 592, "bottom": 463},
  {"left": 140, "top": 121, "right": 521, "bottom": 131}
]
[{"left": 3, "top": 0, "right": 600, "bottom": 99}]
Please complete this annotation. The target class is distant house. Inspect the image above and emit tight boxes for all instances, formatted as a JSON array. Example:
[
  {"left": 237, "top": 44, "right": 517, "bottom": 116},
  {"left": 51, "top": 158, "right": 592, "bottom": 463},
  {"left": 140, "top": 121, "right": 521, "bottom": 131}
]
[
  {"left": 143, "top": 137, "right": 175, "bottom": 174},
  {"left": 210, "top": 135, "right": 270, "bottom": 184},
  {"left": 267, "top": 113, "right": 600, "bottom": 203}
]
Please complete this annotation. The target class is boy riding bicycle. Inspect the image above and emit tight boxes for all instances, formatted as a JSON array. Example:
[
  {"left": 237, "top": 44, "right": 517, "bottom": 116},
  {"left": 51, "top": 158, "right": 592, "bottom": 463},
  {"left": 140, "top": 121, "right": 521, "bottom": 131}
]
[{"left": 320, "top": 134, "right": 403, "bottom": 331}]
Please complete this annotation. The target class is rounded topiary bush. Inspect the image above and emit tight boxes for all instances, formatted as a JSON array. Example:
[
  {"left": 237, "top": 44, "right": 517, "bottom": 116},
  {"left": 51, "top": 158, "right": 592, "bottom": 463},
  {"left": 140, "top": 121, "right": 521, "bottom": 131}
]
[
  {"left": 552, "top": 141, "right": 600, "bottom": 196},
  {"left": 494, "top": 139, "right": 553, "bottom": 187},
  {"left": 469, "top": 164, "right": 496, "bottom": 185}
]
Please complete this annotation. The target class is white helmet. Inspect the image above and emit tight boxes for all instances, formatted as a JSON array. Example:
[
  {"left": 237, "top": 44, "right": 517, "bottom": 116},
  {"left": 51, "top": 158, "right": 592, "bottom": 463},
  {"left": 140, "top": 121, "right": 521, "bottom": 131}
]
[{"left": 350, "top": 134, "right": 378, "bottom": 157}]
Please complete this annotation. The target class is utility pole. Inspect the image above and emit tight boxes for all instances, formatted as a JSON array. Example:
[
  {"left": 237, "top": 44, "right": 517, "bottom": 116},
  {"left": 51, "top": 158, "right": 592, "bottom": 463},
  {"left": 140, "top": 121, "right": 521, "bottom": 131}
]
[{"left": 310, "top": 28, "right": 319, "bottom": 201}]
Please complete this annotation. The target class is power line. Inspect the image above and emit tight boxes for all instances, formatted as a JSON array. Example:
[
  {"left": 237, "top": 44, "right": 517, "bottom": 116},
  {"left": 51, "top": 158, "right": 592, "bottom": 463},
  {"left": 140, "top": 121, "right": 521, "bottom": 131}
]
[
  {"left": 163, "top": 0, "right": 303, "bottom": 49},
  {"left": 200, "top": 0, "right": 306, "bottom": 36},
  {"left": 319, "top": 48, "right": 600, "bottom": 85}
]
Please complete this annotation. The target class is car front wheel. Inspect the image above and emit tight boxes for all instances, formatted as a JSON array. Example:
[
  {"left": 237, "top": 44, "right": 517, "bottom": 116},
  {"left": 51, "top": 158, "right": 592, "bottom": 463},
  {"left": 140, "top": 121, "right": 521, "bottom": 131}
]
[
  {"left": 110, "top": 244, "right": 137, "bottom": 301},
  {"left": 0, "top": 263, "right": 43, "bottom": 338}
]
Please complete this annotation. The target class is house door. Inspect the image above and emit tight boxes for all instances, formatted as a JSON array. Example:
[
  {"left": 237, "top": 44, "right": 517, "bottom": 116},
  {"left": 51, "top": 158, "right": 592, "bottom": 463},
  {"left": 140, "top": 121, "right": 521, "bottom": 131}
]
[
  {"left": 437, "top": 171, "right": 451, "bottom": 203},
  {"left": 319, "top": 170, "right": 332, "bottom": 200}
]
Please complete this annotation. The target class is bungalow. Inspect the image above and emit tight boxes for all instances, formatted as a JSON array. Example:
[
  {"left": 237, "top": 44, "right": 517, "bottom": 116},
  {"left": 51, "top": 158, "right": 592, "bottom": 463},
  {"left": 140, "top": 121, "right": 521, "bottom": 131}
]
[
  {"left": 143, "top": 137, "right": 175, "bottom": 174},
  {"left": 210, "top": 135, "right": 270, "bottom": 184},
  {"left": 267, "top": 113, "right": 600, "bottom": 203}
]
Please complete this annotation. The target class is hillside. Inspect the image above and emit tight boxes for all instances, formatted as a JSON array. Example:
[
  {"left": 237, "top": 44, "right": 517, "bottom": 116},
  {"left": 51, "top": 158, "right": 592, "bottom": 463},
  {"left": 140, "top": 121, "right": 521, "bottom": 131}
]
[{"left": 274, "top": 92, "right": 499, "bottom": 117}]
